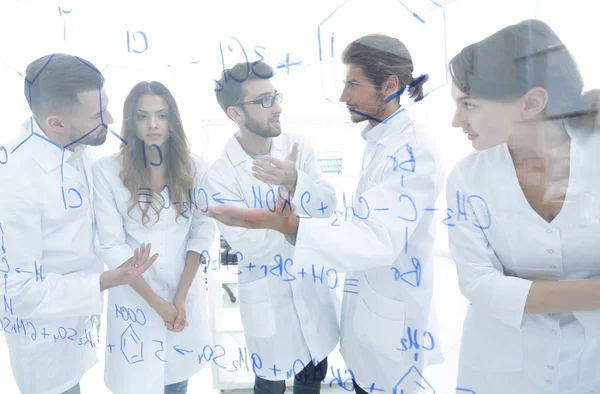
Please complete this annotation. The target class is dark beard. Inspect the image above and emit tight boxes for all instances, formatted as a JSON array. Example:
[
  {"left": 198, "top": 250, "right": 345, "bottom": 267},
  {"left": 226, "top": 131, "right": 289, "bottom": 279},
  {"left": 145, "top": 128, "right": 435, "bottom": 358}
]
[
  {"left": 350, "top": 90, "right": 387, "bottom": 124},
  {"left": 244, "top": 111, "right": 281, "bottom": 138}
]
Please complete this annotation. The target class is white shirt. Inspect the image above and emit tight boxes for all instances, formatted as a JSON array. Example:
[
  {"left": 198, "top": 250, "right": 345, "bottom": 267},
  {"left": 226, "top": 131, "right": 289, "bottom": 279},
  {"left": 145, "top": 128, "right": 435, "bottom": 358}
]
[
  {"left": 203, "top": 132, "right": 340, "bottom": 380},
  {"left": 92, "top": 153, "right": 215, "bottom": 393},
  {"left": 292, "top": 110, "right": 445, "bottom": 392},
  {"left": 447, "top": 116, "right": 600, "bottom": 393},
  {"left": 0, "top": 118, "right": 103, "bottom": 394}
]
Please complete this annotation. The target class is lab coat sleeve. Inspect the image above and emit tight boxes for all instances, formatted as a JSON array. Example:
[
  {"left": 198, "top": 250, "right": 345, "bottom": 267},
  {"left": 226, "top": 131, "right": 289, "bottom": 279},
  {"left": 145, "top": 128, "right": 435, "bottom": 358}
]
[
  {"left": 204, "top": 162, "right": 285, "bottom": 262},
  {"left": 291, "top": 136, "right": 337, "bottom": 218},
  {"left": 293, "top": 139, "right": 441, "bottom": 273},
  {"left": 0, "top": 174, "right": 103, "bottom": 319},
  {"left": 446, "top": 170, "right": 532, "bottom": 330},
  {"left": 92, "top": 158, "right": 135, "bottom": 269},
  {"left": 187, "top": 156, "right": 217, "bottom": 254}
]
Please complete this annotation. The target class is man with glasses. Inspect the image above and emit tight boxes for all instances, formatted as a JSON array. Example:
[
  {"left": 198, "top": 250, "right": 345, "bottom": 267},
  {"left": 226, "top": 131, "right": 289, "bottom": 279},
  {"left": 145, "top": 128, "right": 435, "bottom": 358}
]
[{"left": 204, "top": 62, "right": 339, "bottom": 393}]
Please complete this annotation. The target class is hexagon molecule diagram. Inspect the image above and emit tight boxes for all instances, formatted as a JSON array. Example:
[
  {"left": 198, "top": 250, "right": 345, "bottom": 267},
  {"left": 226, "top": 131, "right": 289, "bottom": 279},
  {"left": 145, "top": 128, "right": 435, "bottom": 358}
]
[
  {"left": 393, "top": 365, "right": 435, "bottom": 394},
  {"left": 317, "top": 0, "right": 447, "bottom": 106},
  {"left": 120, "top": 324, "right": 145, "bottom": 365}
]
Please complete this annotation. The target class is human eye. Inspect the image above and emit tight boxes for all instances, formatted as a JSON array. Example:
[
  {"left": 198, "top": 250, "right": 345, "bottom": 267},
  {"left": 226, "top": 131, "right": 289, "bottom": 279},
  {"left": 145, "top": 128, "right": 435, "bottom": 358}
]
[
  {"left": 462, "top": 102, "right": 476, "bottom": 110},
  {"left": 262, "top": 96, "right": 274, "bottom": 107},
  {"left": 136, "top": 113, "right": 147, "bottom": 120}
]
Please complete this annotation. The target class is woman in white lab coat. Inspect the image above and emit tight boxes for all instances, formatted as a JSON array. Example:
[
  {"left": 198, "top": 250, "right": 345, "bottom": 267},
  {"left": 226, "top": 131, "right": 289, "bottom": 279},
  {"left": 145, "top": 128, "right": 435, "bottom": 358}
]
[
  {"left": 447, "top": 19, "right": 600, "bottom": 393},
  {"left": 93, "top": 81, "right": 215, "bottom": 394}
]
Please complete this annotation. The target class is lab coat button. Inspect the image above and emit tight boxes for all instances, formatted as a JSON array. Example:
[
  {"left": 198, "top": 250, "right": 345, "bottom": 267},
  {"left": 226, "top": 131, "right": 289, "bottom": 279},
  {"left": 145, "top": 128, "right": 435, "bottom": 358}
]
[
  {"left": 547, "top": 365, "right": 554, "bottom": 370},
  {"left": 549, "top": 265, "right": 557, "bottom": 269},
  {"left": 546, "top": 380, "right": 552, "bottom": 385},
  {"left": 551, "top": 330, "right": 557, "bottom": 335},
  {"left": 547, "top": 249, "right": 554, "bottom": 254},
  {"left": 546, "top": 229, "right": 553, "bottom": 234}
]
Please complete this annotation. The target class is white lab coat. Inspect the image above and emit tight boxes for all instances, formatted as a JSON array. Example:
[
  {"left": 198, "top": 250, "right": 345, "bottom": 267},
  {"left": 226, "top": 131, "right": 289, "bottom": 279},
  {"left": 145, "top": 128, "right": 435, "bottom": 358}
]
[
  {"left": 203, "top": 132, "right": 339, "bottom": 380},
  {"left": 0, "top": 118, "right": 104, "bottom": 394},
  {"left": 292, "top": 110, "right": 445, "bottom": 393},
  {"left": 447, "top": 116, "right": 600, "bottom": 393},
  {"left": 92, "top": 153, "right": 215, "bottom": 393}
]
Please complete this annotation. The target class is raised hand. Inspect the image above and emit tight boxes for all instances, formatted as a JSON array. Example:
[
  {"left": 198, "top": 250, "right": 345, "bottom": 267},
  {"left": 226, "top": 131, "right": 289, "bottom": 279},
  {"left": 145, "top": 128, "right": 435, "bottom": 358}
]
[
  {"left": 252, "top": 143, "right": 299, "bottom": 195},
  {"left": 99, "top": 243, "right": 158, "bottom": 291}
]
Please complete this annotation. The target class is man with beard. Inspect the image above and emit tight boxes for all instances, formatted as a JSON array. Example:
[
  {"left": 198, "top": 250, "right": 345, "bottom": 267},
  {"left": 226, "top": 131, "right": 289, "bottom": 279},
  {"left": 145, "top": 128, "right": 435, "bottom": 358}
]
[
  {"left": 206, "top": 35, "right": 446, "bottom": 394},
  {"left": 0, "top": 53, "right": 158, "bottom": 394},
  {"left": 204, "top": 61, "right": 339, "bottom": 394}
]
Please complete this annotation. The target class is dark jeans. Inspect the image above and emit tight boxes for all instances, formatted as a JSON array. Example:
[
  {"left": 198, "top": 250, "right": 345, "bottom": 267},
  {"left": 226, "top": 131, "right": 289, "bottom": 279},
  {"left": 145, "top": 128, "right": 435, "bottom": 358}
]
[
  {"left": 62, "top": 383, "right": 80, "bottom": 394},
  {"left": 165, "top": 379, "right": 188, "bottom": 394},
  {"left": 353, "top": 380, "right": 369, "bottom": 394},
  {"left": 254, "top": 357, "right": 328, "bottom": 394}
]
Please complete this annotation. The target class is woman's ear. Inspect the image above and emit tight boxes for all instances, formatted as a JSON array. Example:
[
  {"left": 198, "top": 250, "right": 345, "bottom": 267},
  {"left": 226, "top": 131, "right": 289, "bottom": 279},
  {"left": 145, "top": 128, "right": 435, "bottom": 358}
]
[{"left": 521, "top": 87, "right": 549, "bottom": 120}]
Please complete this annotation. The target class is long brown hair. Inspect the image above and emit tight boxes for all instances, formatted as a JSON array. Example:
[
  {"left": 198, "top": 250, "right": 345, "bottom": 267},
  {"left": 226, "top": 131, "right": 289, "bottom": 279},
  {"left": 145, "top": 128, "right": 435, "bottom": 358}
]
[{"left": 119, "top": 81, "right": 195, "bottom": 226}]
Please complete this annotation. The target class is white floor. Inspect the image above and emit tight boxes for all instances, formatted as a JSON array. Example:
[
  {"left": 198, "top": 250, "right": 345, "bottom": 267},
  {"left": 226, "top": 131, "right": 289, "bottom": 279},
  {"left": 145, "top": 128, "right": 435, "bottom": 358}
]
[{"left": 0, "top": 253, "right": 467, "bottom": 394}]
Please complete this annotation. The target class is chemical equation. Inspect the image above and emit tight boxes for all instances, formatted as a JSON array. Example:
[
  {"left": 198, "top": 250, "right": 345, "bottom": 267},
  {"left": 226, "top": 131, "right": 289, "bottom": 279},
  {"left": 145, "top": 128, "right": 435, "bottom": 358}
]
[
  {"left": 0, "top": 316, "right": 99, "bottom": 348},
  {"left": 200, "top": 250, "right": 348, "bottom": 294},
  {"left": 0, "top": 221, "right": 44, "bottom": 317},
  {"left": 0, "top": 303, "right": 476, "bottom": 393}
]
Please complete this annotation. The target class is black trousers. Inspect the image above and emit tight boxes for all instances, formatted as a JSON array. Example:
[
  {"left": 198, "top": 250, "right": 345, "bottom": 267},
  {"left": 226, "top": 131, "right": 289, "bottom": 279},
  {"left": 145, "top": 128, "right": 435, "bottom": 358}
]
[
  {"left": 353, "top": 380, "right": 370, "bottom": 394},
  {"left": 254, "top": 357, "right": 329, "bottom": 394}
]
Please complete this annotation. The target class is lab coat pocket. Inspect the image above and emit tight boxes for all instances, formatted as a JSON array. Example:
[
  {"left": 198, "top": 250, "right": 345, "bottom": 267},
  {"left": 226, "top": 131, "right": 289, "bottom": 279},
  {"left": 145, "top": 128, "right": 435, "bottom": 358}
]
[
  {"left": 353, "top": 275, "right": 406, "bottom": 361},
  {"left": 239, "top": 277, "right": 276, "bottom": 338},
  {"left": 460, "top": 306, "right": 523, "bottom": 372},
  {"left": 574, "top": 311, "right": 600, "bottom": 391}
]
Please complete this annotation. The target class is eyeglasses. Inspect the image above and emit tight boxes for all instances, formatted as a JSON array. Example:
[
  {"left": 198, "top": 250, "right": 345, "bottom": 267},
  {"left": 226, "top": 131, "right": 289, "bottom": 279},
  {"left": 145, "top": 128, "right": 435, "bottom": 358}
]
[{"left": 237, "top": 92, "right": 283, "bottom": 108}]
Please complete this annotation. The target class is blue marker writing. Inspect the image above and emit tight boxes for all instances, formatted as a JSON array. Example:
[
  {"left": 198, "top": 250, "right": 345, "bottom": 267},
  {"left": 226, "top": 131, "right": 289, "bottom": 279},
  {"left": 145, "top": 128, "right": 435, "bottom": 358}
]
[
  {"left": 58, "top": 6, "right": 72, "bottom": 41},
  {"left": 126, "top": 31, "right": 148, "bottom": 54},
  {"left": 120, "top": 324, "right": 144, "bottom": 364},
  {"left": 0, "top": 145, "right": 8, "bottom": 165},
  {"left": 61, "top": 186, "right": 83, "bottom": 209}
]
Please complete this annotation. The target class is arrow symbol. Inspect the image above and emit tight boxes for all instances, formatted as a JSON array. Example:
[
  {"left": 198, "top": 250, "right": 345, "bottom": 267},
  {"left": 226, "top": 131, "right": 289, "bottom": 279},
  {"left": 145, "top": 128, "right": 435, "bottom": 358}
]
[
  {"left": 15, "top": 268, "right": 33, "bottom": 274},
  {"left": 211, "top": 192, "right": 244, "bottom": 205},
  {"left": 173, "top": 345, "right": 193, "bottom": 356}
]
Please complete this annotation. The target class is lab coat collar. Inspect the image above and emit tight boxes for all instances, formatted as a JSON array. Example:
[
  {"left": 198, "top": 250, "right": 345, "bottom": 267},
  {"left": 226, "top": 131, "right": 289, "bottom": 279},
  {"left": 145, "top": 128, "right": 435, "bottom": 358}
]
[
  {"left": 224, "top": 131, "right": 288, "bottom": 167},
  {"left": 361, "top": 107, "right": 413, "bottom": 144},
  {"left": 23, "top": 117, "right": 87, "bottom": 177}
]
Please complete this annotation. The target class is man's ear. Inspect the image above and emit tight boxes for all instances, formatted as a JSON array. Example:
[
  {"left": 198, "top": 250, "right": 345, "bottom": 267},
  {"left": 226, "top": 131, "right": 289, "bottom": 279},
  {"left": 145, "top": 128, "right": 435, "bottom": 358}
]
[
  {"left": 382, "top": 75, "right": 400, "bottom": 95},
  {"left": 521, "top": 87, "right": 549, "bottom": 120},
  {"left": 226, "top": 106, "right": 244, "bottom": 123},
  {"left": 45, "top": 115, "right": 67, "bottom": 133}
]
